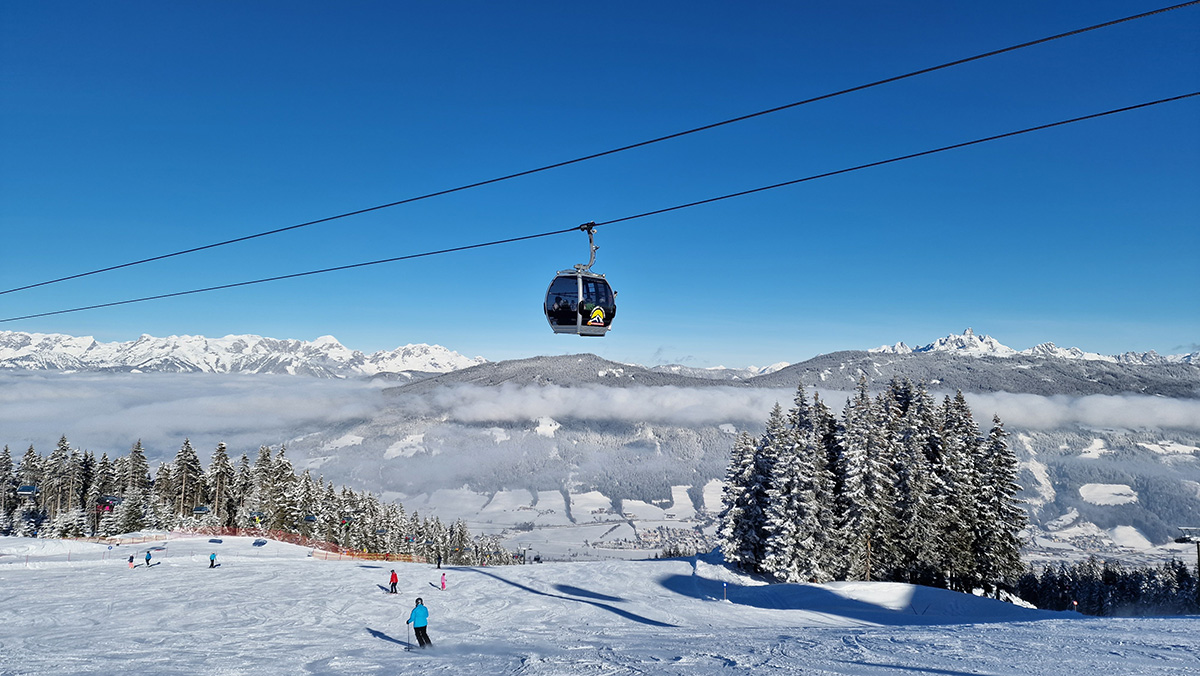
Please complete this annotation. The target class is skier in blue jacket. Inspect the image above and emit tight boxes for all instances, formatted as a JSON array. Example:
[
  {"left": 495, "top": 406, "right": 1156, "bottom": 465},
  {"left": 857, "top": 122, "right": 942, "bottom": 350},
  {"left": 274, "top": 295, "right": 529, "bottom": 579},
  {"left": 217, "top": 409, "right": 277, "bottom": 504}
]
[{"left": 406, "top": 598, "right": 432, "bottom": 648}]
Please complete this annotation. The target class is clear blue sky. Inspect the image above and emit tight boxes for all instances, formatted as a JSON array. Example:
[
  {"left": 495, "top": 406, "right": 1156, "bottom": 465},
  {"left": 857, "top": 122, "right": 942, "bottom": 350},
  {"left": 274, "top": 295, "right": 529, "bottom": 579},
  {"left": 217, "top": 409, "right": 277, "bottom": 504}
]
[{"left": 2, "top": 1, "right": 1197, "bottom": 367}]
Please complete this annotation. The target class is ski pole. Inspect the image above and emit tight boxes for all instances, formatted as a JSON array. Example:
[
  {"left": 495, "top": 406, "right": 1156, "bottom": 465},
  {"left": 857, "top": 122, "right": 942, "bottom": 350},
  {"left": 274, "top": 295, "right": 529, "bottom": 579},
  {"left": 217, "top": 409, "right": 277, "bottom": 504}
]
[{"left": 406, "top": 622, "right": 411, "bottom": 651}]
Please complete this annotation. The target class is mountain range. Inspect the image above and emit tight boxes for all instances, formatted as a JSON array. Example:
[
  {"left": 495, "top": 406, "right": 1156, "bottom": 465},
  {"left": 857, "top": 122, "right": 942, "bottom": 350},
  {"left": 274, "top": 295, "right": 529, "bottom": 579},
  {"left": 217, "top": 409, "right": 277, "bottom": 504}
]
[
  {"left": 870, "top": 327, "right": 1197, "bottom": 365},
  {"left": 0, "top": 331, "right": 484, "bottom": 377},
  {"left": 2, "top": 328, "right": 1197, "bottom": 397}
]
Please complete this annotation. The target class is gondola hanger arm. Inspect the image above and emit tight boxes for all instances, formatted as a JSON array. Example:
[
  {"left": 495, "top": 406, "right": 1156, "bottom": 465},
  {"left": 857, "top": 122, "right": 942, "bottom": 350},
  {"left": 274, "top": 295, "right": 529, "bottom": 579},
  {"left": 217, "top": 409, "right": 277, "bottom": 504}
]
[{"left": 576, "top": 222, "right": 599, "bottom": 273}]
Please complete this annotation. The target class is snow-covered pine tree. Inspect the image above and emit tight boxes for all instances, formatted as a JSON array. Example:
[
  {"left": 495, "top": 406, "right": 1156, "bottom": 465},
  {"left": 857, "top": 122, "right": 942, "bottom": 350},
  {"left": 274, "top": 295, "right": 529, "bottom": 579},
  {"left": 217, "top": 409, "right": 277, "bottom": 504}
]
[
  {"left": 810, "top": 392, "right": 845, "bottom": 578},
  {"left": 233, "top": 453, "right": 253, "bottom": 525},
  {"left": 717, "top": 431, "right": 762, "bottom": 570},
  {"left": 85, "top": 453, "right": 117, "bottom": 535},
  {"left": 891, "top": 383, "right": 943, "bottom": 584},
  {"left": 207, "top": 442, "right": 237, "bottom": 527},
  {"left": 0, "top": 446, "right": 16, "bottom": 533},
  {"left": 293, "top": 470, "right": 322, "bottom": 537},
  {"left": 426, "top": 516, "right": 449, "bottom": 564},
  {"left": 973, "top": 414, "right": 1025, "bottom": 594},
  {"left": 268, "top": 447, "right": 299, "bottom": 531},
  {"left": 111, "top": 454, "right": 129, "bottom": 494},
  {"left": 836, "top": 377, "right": 894, "bottom": 580},
  {"left": 762, "top": 388, "right": 829, "bottom": 582},
  {"left": 448, "top": 519, "right": 472, "bottom": 565},
  {"left": 114, "top": 486, "right": 148, "bottom": 534},
  {"left": 47, "top": 506, "right": 87, "bottom": 538},
  {"left": 13, "top": 500, "right": 41, "bottom": 537},
  {"left": 377, "top": 498, "right": 406, "bottom": 553},
  {"left": 125, "top": 440, "right": 151, "bottom": 493},
  {"left": 719, "top": 403, "right": 786, "bottom": 573},
  {"left": 869, "top": 390, "right": 901, "bottom": 576},
  {"left": 336, "top": 485, "right": 365, "bottom": 549},
  {"left": 407, "top": 510, "right": 425, "bottom": 558},
  {"left": 748, "top": 404, "right": 788, "bottom": 572},
  {"left": 356, "top": 491, "right": 385, "bottom": 554},
  {"left": 17, "top": 445, "right": 41, "bottom": 488},
  {"left": 244, "top": 445, "right": 275, "bottom": 527},
  {"left": 937, "top": 392, "right": 983, "bottom": 591},
  {"left": 173, "top": 438, "right": 206, "bottom": 517},
  {"left": 152, "top": 462, "right": 176, "bottom": 529},
  {"left": 316, "top": 480, "right": 338, "bottom": 543},
  {"left": 73, "top": 449, "right": 93, "bottom": 521},
  {"left": 43, "top": 436, "right": 72, "bottom": 519}
]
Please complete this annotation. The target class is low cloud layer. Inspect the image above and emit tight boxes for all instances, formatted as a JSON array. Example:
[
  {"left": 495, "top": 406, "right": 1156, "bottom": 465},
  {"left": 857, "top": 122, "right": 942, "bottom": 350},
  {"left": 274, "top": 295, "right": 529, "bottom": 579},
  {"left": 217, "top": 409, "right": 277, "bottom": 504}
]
[
  {"left": 3, "top": 373, "right": 1197, "bottom": 469},
  {"left": 0, "top": 372, "right": 388, "bottom": 460},
  {"left": 962, "top": 391, "right": 1200, "bottom": 432},
  {"left": 394, "top": 383, "right": 798, "bottom": 426}
]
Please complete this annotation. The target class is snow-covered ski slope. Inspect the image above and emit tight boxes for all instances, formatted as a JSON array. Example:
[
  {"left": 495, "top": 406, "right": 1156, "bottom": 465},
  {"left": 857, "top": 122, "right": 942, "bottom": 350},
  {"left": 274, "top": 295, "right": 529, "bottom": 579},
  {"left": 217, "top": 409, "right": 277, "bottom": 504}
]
[{"left": 2, "top": 536, "right": 1199, "bottom": 675}]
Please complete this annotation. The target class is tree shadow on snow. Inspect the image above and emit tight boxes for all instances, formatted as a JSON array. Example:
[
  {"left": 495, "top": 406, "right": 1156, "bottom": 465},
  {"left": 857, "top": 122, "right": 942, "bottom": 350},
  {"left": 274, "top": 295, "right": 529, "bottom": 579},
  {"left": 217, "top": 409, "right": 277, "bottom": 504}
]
[
  {"left": 552, "top": 584, "right": 624, "bottom": 603},
  {"left": 458, "top": 568, "right": 674, "bottom": 628},
  {"left": 659, "top": 574, "right": 1045, "bottom": 626},
  {"left": 833, "top": 659, "right": 991, "bottom": 676},
  {"left": 365, "top": 627, "right": 409, "bottom": 648}
]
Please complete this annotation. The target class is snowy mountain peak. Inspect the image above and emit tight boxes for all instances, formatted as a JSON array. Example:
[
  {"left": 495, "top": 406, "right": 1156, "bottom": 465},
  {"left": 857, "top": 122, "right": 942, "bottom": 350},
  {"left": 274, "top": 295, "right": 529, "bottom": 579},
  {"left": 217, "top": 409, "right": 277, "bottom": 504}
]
[
  {"left": 1022, "top": 342, "right": 1115, "bottom": 363},
  {"left": 872, "top": 330, "right": 1015, "bottom": 357},
  {"left": 917, "top": 328, "right": 1017, "bottom": 357},
  {"left": 0, "top": 330, "right": 485, "bottom": 378},
  {"left": 869, "top": 342, "right": 913, "bottom": 355}
]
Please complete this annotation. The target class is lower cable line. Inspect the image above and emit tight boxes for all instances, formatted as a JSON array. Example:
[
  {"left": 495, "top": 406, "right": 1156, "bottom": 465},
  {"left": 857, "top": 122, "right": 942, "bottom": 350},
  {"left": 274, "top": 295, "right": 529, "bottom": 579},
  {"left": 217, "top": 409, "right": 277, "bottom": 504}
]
[{"left": 1, "top": 91, "right": 1195, "bottom": 324}]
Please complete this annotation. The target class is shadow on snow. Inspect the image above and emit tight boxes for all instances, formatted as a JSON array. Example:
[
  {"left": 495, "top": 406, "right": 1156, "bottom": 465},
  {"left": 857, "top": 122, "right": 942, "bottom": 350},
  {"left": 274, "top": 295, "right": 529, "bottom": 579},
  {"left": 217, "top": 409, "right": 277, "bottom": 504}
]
[
  {"left": 364, "top": 627, "right": 410, "bottom": 649},
  {"left": 658, "top": 573, "right": 1048, "bottom": 626},
  {"left": 458, "top": 568, "right": 675, "bottom": 628},
  {"left": 551, "top": 584, "right": 624, "bottom": 603}
]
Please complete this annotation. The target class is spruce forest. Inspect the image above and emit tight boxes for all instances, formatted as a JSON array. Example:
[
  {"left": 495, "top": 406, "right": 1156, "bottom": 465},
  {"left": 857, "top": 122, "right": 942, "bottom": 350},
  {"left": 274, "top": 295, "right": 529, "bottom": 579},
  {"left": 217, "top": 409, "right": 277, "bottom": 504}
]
[
  {"left": 719, "top": 378, "right": 1026, "bottom": 594},
  {"left": 0, "top": 437, "right": 510, "bottom": 565}
]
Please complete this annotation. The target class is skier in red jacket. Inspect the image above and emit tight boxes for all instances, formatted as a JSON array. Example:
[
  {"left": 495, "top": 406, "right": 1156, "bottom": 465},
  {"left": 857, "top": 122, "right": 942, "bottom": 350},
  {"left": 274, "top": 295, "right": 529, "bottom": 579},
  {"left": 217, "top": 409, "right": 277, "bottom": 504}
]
[{"left": 389, "top": 569, "right": 398, "bottom": 594}]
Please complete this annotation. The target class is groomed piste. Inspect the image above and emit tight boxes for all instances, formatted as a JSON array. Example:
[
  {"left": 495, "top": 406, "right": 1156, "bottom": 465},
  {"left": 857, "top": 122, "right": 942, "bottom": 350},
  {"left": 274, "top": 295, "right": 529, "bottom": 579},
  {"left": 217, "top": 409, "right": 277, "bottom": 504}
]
[{"left": 2, "top": 534, "right": 1199, "bottom": 674}]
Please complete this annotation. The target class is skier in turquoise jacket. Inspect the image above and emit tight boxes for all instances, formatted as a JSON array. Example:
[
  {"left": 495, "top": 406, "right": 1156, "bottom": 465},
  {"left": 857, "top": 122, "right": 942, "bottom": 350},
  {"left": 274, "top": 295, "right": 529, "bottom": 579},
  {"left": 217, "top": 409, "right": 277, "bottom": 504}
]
[{"left": 407, "top": 598, "right": 432, "bottom": 648}]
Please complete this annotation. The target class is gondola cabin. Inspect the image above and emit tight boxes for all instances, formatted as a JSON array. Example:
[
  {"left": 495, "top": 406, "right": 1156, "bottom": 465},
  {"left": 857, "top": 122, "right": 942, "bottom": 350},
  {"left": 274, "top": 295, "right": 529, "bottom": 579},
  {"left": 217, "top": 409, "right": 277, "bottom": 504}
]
[
  {"left": 544, "top": 270, "right": 616, "bottom": 337},
  {"left": 544, "top": 222, "right": 617, "bottom": 337},
  {"left": 16, "top": 485, "right": 38, "bottom": 498},
  {"left": 192, "top": 505, "right": 210, "bottom": 515}
]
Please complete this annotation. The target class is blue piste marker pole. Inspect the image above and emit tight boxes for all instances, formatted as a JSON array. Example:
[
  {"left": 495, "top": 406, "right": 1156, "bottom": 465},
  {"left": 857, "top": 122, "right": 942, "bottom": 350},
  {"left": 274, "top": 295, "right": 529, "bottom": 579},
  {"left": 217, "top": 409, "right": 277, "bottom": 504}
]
[{"left": 723, "top": 581, "right": 727, "bottom": 601}]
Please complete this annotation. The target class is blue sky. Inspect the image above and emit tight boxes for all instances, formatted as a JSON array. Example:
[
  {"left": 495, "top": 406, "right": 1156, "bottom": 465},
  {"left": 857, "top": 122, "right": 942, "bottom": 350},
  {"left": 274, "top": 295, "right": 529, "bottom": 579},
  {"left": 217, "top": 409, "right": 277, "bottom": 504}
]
[{"left": 2, "top": 1, "right": 1197, "bottom": 367}]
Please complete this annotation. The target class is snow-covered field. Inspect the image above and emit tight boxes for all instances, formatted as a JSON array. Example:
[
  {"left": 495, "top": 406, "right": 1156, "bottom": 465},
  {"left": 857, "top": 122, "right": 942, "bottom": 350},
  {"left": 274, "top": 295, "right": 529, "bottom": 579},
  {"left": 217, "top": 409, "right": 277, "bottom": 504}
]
[{"left": 3, "top": 536, "right": 1200, "bottom": 675}]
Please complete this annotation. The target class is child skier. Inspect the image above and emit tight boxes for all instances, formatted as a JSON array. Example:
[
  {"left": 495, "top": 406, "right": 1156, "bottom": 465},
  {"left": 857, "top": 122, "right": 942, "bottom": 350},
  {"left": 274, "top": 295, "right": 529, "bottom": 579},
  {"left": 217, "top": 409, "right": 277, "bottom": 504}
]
[
  {"left": 406, "top": 598, "right": 431, "bottom": 648},
  {"left": 209, "top": 552, "right": 217, "bottom": 568},
  {"left": 128, "top": 554, "right": 134, "bottom": 569},
  {"left": 389, "top": 569, "right": 398, "bottom": 594},
  {"left": 145, "top": 551, "right": 151, "bottom": 567}
]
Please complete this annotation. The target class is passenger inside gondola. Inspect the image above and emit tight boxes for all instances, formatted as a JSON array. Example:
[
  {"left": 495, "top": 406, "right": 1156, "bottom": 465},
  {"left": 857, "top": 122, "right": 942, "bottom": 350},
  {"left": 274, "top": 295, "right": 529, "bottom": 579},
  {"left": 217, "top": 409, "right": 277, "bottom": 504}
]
[{"left": 546, "top": 276, "right": 580, "bottom": 326}]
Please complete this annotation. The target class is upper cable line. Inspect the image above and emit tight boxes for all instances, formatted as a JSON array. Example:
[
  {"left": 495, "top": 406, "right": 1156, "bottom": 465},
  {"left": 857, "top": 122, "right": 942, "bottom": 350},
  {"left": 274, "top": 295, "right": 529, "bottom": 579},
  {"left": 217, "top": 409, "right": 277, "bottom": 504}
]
[
  {"left": 1, "top": 91, "right": 1194, "bottom": 324},
  {"left": 1, "top": 1, "right": 1196, "bottom": 298}
]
